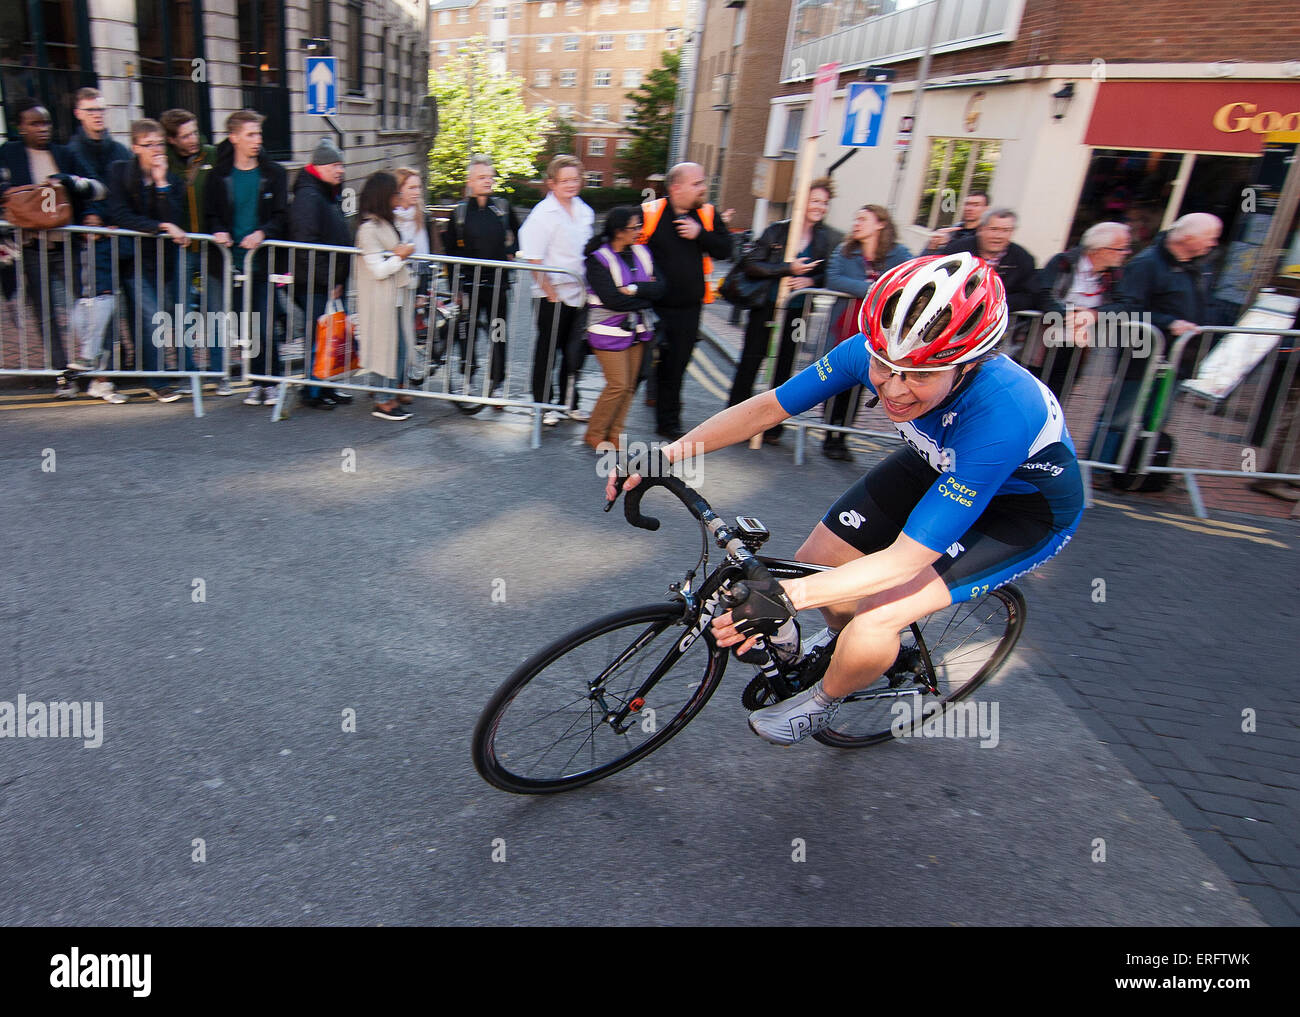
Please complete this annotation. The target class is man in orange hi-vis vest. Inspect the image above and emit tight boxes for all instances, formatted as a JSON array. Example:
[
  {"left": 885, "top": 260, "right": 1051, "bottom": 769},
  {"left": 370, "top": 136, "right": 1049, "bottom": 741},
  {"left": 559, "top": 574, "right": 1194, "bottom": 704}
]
[{"left": 639, "top": 162, "right": 733, "bottom": 439}]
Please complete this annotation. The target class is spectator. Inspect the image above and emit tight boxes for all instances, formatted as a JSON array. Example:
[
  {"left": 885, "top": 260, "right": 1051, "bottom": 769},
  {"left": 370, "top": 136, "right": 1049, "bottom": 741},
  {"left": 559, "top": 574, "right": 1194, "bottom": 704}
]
[
  {"left": 581, "top": 205, "right": 665, "bottom": 451},
  {"left": 161, "top": 108, "right": 229, "bottom": 396},
  {"left": 393, "top": 166, "right": 439, "bottom": 400},
  {"left": 203, "top": 110, "right": 288, "bottom": 407},
  {"left": 442, "top": 154, "right": 521, "bottom": 413},
  {"left": 820, "top": 203, "right": 912, "bottom": 460},
  {"left": 1247, "top": 304, "right": 1300, "bottom": 502},
  {"left": 289, "top": 139, "right": 352, "bottom": 410},
  {"left": 944, "top": 208, "right": 1037, "bottom": 314},
  {"left": 727, "top": 178, "right": 843, "bottom": 446},
  {"left": 928, "top": 190, "right": 988, "bottom": 252},
  {"left": 355, "top": 170, "right": 416, "bottom": 421},
  {"left": 0, "top": 98, "right": 105, "bottom": 396},
  {"left": 640, "top": 161, "right": 733, "bottom": 439},
  {"left": 1033, "top": 220, "right": 1131, "bottom": 401},
  {"left": 517, "top": 154, "right": 595, "bottom": 426},
  {"left": 67, "top": 87, "right": 129, "bottom": 398},
  {"left": 1088, "top": 212, "right": 1223, "bottom": 465},
  {"left": 106, "top": 118, "right": 189, "bottom": 402}
]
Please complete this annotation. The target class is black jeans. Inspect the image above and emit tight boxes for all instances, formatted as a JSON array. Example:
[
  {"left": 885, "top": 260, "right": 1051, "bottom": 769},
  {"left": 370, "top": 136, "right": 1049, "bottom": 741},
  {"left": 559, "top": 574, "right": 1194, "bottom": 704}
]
[
  {"left": 532, "top": 299, "right": 586, "bottom": 407},
  {"left": 653, "top": 304, "right": 703, "bottom": 432},
  {"left": 456, "top": 283, "right": 509, "bottom": 389},
  {"left": 728, "top": 300, "right": 807, "bottom": 437}
]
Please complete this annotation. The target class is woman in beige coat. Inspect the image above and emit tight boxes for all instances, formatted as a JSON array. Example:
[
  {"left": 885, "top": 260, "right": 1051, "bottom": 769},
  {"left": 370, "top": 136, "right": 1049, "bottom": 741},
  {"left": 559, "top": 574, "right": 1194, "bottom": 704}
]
[{"left": 355, "top": 171, "right": 417, "bottom": 420}]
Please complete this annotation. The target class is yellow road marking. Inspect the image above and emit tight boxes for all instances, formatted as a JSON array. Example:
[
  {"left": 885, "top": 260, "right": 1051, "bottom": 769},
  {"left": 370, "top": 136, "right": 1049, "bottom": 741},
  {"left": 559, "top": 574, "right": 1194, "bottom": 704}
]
[
  {"left": 691, "top": 348, "right": 734, "bottom": 389},
  {"left": 1094, "top": 499, "right": 1288, "bottom": 548},
  {"left": 686, "top": 361, "right": 729, "bottom": 402}
]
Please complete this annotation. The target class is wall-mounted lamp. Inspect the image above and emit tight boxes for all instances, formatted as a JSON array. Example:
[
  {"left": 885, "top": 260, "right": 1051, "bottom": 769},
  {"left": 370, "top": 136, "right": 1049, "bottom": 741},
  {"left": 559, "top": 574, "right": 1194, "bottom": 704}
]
[{"left": 1052, "top": 82, "right": 1075, "bottom": 120}]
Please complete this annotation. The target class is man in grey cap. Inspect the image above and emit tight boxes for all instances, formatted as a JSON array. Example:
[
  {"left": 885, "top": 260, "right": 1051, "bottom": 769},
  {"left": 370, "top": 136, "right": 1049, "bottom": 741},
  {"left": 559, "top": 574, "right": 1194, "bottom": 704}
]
[{"left": 289, "top": 138, "right": 353, "bottom": 408}]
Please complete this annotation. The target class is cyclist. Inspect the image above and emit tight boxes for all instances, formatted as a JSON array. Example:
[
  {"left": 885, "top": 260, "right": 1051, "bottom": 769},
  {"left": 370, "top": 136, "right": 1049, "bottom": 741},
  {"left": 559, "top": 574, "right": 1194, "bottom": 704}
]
[{"left": 607, "top": 253, "right": 1084, "bottom": 745}]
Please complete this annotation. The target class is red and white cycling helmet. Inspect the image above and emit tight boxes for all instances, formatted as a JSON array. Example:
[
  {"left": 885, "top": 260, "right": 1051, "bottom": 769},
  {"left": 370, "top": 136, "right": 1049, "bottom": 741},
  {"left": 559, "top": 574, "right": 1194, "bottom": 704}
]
[{"left": 858, "top": 253, "right": 1008, "bottom": 368}]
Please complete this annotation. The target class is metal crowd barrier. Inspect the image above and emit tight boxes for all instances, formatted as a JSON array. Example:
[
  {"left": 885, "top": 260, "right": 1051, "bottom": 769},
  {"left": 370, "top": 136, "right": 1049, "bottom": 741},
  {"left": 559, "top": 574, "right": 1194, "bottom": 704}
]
[
  {"left": 0, "top": 221, "right": 234, "bottom": 417},
  {"left": 772, "top": 298, "right": 1300, "bottom": 518},
  {"left": 240, "top": 240, "right": 587, "bottom": 446}
]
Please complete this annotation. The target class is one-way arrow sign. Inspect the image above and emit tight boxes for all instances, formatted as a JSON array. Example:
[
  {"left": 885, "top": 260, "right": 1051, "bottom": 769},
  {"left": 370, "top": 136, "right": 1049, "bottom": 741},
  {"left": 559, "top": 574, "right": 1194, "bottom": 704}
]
[{"left": 306, "top": 56, "right": 338, "bottom": 116}]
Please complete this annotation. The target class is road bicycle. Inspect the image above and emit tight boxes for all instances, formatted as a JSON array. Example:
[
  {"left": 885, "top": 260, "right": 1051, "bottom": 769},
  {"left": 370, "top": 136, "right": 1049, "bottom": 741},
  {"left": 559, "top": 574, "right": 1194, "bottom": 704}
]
[{"left": 472, "top": 473, "right": 1026, "bottom": 794}]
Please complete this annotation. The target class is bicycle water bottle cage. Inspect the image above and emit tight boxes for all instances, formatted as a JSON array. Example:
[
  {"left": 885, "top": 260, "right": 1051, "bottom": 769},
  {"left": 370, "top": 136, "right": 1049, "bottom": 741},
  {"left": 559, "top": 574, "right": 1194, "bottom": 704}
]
[{"left": 734, "top": 516, "right": 770, "bottom": 550}]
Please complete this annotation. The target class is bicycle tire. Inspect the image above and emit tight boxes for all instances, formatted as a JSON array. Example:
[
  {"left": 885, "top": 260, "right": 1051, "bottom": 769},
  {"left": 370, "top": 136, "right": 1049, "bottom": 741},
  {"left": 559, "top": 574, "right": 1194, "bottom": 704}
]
[
  {"left": 813, "top": 585, "right": 1026, "bottom": 748},
  {"left": 472, "top": 602, "right": 727, "bottom": 793}
]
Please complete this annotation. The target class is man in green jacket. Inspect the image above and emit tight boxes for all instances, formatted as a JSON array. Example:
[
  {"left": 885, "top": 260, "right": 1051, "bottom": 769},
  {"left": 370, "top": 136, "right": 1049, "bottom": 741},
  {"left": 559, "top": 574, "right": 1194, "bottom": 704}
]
[{"left": 160, "top": 108, "right": 228, "bottom": 394}]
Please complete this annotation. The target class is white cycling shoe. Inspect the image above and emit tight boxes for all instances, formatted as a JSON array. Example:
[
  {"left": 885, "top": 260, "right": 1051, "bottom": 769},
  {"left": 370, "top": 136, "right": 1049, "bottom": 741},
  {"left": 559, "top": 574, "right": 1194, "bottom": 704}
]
[{"left": 747, "top": 680, "right": 842, "bottom": 746}]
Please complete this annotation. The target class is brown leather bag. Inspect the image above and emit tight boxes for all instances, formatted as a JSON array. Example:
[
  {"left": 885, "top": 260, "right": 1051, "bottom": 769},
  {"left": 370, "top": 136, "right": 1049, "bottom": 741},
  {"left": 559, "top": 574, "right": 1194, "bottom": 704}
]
[{"left": 2, "top": 181, "right": 72, "bottom": 230}]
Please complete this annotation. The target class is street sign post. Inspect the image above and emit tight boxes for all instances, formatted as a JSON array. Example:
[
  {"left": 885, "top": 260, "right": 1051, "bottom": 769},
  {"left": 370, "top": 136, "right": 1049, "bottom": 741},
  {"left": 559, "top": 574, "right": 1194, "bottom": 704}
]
[
  {"left": 841, "top": 82, "right": 889, "bottom": 147},
  {"left": 306, "top": 56, "right": 338, "bottom": 116}
]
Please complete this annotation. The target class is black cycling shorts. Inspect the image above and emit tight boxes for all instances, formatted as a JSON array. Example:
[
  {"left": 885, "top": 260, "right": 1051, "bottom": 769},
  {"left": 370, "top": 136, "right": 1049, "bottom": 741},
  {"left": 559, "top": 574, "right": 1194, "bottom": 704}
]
[{"left": 821, "top": 449, "right": 1080, "bottom": 603}]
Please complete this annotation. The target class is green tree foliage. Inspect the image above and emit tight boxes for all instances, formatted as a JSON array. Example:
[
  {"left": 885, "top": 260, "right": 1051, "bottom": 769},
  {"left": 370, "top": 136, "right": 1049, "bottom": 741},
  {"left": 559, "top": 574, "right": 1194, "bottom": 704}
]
[
  {"left": 428, "top": 39, "right": 552, "bottom": 196},
  {"left": 536, "top": 117, "right": 578, "bottom": 175},
  {"left": 618, "top": 50, "right": 679, "bottom": 181}
]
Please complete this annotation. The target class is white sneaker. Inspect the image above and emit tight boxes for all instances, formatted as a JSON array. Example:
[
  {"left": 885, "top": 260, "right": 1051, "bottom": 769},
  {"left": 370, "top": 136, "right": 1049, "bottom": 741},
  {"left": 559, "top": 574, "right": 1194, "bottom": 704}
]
[
  {"left": 262, "top": 384, "right": 281, "bottom": 405},
  {"left": 747, "top": 681, "right": 842, "bottom": 746},
  {"left": 88, "top": 380, "right": 127, "bottom": 404},
  {"left": 215, "top": 379, "right": 233, "bottom": 397},
  {"left": 568, "top": 408, "right": 591, "bottom": 422},
  {"left": 243, "top": 385, "right": 264, "bottom": 406},
  {"left": 542, "top": 410, "right": 563, "bottom": 426}
]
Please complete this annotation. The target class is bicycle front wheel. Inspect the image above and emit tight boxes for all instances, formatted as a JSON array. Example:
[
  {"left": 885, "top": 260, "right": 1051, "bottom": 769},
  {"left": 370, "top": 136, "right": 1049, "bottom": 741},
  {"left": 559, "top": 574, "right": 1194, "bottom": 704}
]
[
  {"left": 472, "top": 602, "right": 727, "bottom": 793},
  {"left": 813, "top": 585, "right": 1026, "bottom": 748}
]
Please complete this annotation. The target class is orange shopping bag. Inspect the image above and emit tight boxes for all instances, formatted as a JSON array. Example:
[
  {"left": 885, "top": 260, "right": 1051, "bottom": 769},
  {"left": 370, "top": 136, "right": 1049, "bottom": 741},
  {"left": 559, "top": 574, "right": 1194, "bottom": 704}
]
[{"left": 312, "top": 298, "right": 360, "bottom": 379}]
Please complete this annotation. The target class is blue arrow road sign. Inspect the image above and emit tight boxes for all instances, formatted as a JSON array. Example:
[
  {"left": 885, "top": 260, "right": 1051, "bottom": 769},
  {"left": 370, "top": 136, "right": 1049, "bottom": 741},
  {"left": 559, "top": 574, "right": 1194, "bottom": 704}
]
[
  {"left": 841, "top": 82, "right": 888, "bottom": 147},
  {"left": 306, "top": 56, "right": 338, "bottom": 116}
]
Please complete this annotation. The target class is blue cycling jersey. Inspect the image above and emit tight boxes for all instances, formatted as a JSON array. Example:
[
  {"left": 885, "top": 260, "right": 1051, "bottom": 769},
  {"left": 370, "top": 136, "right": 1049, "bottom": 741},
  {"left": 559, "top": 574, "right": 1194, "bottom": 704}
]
[{"left": 774, "top": 339, "right": 1085, "bottom": 554}]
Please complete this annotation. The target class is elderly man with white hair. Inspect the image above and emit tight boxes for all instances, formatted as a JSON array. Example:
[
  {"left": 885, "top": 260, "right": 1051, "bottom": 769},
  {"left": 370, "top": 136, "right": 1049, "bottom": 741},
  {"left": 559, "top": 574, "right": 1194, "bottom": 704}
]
[{"left": 1033, "top": 220, "right": 1132, "bottom": 399}]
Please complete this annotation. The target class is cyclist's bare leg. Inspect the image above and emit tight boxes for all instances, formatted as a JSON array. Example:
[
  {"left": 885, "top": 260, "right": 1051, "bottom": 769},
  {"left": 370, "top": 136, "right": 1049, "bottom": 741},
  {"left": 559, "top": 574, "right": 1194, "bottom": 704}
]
[
  {"left": 821, "top": 567, "right": 953, "bottom": 699},
  {"left": 794, "top": 522, "right": 870, "bottom": 632}
]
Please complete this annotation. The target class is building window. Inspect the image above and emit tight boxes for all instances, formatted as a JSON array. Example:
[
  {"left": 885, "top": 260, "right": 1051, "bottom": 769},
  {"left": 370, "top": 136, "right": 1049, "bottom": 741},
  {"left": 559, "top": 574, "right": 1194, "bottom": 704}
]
[
  {"left": 535, "top": 69, "right": 551, "bottom": 86},
  {"left": 348, "top": 1, "right": 365, "bottom": 95},
  {"left": 438, "top": 11, "right": 450, "bottom": 26},
  {"left": 538, "top": 35, "right": 552, "bottom": 52},
  {"left": 480, "top": 6, "right": 489, "bottom": 20},
  {"left": 539, "top": 2, "right": 555, "bottom": 16},
  {"left": 666, "top": 30, "right": 680, "bottom": 50},
  {"left": 591, "top": 103, "right": 608, "bottom": 119},
  {"left": 564, "top": 35, "right": 580, "bottom": 51},
  {"left": 560, "top": 68, "right": 576, "bottom": 87},
  {"left": 566, "top": 0, "right": 583, "bottom": 12},
  {"left": 621, "top": 104, "right": 635, "bottom": 122},
  {"left": 436, "top": 41, "right": 450, "bottom": 57},
  {"left": 616, "top": 137, "right": 630, "bottom": 152},
  {"left": 669, "top": 0, "right": 680, "bottom": 7},
  {"left": 588, "top": 137, "right": 606, "bottom": 156},
  {"left": 513, "top": 3, "right": 522, "bottom": 18},
  {"left": 585, "top": 170, "right": 604, "bottom": 187},
  {"left": 491, "top": 40, "right": 505, "bottom": 53},
  {"left": 780, "top": 107, "right": 805, "bottom": 152},
  {"left": 534, "top": 102, "right": 551, "bottom": 113},
  {"left": 630, "top": 0, "right": 649, "bottom": 11},
  {"left": 614, "top": 176, "right": 631, "bottom": 187},
  {"left": 596, "top": 35, "right": 613, "bottom": 51},
  {"left": 914, "top": 138, "right": 1001, "bottom": 229},
  {"left": 602, "top": 0, "right": 618, "bottom": 12},
  {"left": 458, "top": 9, "right": 469, "bottom": 24},
  {"left": 557, "top": 103, "right": 575, "bottom": 117},
  {"left": 494, "top": 4, "right": 507, "bottom": 19},
  {"left": 510, "top": 38, "right": 519, "bottom": 52},
  {"left": 593, "top": 69, "right": 611, "bottom": 87},
  {"left": 622, "top": 68, "right": 641, "bottom": 89},
  {"left": 627, "top": 33, "right": 645, "bottom": 50},
  {"left": 238, "top": 0, "right": 290, "bottom": 157}
]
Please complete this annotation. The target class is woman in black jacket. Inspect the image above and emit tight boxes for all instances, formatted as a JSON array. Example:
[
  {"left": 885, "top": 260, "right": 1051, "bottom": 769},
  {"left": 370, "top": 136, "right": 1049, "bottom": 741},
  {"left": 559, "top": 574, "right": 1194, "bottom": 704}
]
[{"left": 727, "top": 178, "right": 843, "bottom": 444}]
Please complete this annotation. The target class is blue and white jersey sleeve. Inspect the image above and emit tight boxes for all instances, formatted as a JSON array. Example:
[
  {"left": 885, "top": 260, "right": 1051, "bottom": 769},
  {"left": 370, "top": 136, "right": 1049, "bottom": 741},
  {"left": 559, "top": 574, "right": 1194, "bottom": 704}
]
[{"left": 773, "top": 334, "right": 874, "bottom": 416}]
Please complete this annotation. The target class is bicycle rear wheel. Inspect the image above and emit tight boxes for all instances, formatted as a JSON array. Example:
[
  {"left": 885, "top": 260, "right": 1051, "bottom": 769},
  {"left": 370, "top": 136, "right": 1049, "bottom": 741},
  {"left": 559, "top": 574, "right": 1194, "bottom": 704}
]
[
  {"left": 472, "top": 602, "right": 727, "bottom": 793},
  {"left": 813, "top": 585, "right": 1026, "bottom": 748}
]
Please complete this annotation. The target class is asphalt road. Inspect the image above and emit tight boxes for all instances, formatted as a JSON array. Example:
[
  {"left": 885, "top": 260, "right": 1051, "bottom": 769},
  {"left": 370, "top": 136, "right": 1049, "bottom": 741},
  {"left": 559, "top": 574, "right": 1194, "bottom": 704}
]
[{"left": 0, "top": 364, "right": 1291, "bottom": 926}]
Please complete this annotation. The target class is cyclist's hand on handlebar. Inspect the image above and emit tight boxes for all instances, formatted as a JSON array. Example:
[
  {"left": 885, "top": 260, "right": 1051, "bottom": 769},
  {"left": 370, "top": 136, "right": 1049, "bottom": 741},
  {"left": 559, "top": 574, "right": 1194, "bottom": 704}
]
[
  {"left": 603, "top": 445, "right": 672, "bottom": 506},
  {"left": 605, "top": 469, "right": 641, "bottom": 504},
  {"left": 712, "top": 578, "right": 796, "bottom": 655}
]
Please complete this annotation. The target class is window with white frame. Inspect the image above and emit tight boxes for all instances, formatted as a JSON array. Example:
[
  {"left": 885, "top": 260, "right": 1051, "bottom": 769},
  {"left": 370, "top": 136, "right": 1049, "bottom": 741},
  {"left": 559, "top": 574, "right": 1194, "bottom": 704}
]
[
  {"left": 513, "top": 2, "right": 522, "bottom": 17},
  {"left": 616, "top": 137, "right": 630, "bottom": 152},
  {"left": 597, "top": 35, "right": 613, "bottom": 51},
  {"left": 480, "top": 5, "right": 488, "bottom": 20},
  {"left": 593, "top": 69, "right": 611, "bottom": 87},
  {"left": 564, "top": 35, "right": 579, "bottom": 51},
  {"left": 622, "top": 68, "right": 640, "bottom": 88},
  {"left": 534, "top": 102, "right": 551, "bottom": 114},
  {"left": 491, "top": 40, "right": 505, "bottom": 53},
  {"left": 591, "top": 103, "right": 608, "bottom": 119},
  {"left": 560, "top": 68, "right": 577, "bottom": 87},
  {"left": 585, "top": 170, "right": 603, "bottom": 187},
  {"left": 601, "top": 0, "right": 617, "bottom": 12},
  {"left": 666, "top": 30, "right": 680, "bottom": 49},
  {"left": 438, "top": 11, "right": 450, "bottom": 26},
  {"left": 914, "top": 138, "right": 1002, "bottom": 228},
  {"left": 535, "top": 69, "right": 551, "bottom": 86},
  {"left": 436, "top": 41, "right": 450, "bottom": 56},
  {"left": 539, "top": 2, "right": 556, "bottom": 16},
  {"left": 588, "top": 137, "right": 606, "bottom": 156},
  {"left": 621, "top": 104, "right": 635, "bottom": 122},
  {"left": 614, "top": 176, "right": 631, "bottom": 187},
  {"left": 630, "top": 0, "right": 649, "bottom": 11},
  {"left": 557, "top": 103, "right": 575, "bottom": 117},
  {"left": 457, "top": 9, "right": 469, "bottom": 23},
  {"left": 565, "top": 0, "right": 582, "bottom": 13},
  {"left": 627, "top": 33, "right": 645, "bottom": 50},
  {"left": 493, "top": 4, "right": 507, "bottom": 19},
  {"left": 538, "top": 35, "right": 552, "bottom": 51},
  {"left": 511, "top": 38, "right": 519, "bottom": 52}
]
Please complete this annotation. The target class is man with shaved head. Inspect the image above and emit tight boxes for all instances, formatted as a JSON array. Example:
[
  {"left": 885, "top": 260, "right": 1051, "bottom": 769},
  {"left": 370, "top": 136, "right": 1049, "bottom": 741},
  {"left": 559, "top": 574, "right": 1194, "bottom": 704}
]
[{"left": 640, "top": 162, "right": 733, "bottom": 438}]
